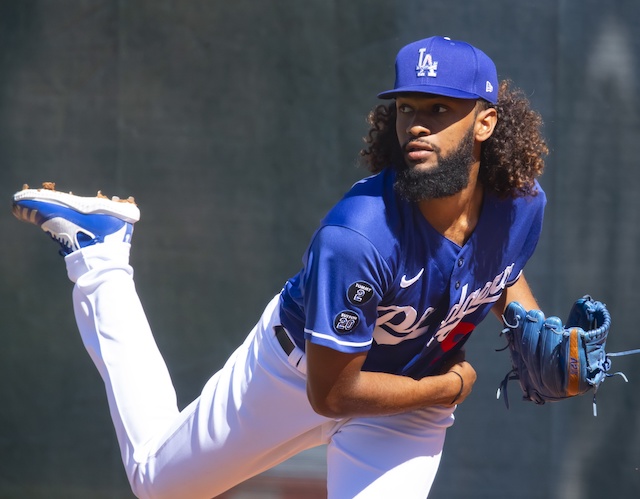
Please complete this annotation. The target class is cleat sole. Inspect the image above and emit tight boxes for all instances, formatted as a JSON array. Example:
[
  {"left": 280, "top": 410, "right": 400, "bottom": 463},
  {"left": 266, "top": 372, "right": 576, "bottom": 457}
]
[{"left": 13, "top": 187, "right": 140, "bottom": 224}]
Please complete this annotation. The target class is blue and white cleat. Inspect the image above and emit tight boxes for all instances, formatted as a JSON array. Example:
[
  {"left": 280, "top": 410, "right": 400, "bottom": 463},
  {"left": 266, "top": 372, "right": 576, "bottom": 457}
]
[{"left": 12, "top": 182, "right": 140, "bottom": 255}]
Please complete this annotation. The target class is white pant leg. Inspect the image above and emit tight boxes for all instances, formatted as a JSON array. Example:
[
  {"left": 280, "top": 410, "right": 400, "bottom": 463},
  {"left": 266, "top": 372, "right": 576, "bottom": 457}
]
[
  {"left": 326, "top": 406, "right": 456, "bottom": 499},
  {"left": 67, "top": 243, "right": 180, "bottom": 468},
  {"left": 66, "top": 243, "right": 333, "bottom": 499}
]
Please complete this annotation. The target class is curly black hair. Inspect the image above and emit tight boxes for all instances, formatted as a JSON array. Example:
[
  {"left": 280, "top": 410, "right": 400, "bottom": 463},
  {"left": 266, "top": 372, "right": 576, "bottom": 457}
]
[{"left": 359, "top": 80, "right": 548, "bottom": 198}]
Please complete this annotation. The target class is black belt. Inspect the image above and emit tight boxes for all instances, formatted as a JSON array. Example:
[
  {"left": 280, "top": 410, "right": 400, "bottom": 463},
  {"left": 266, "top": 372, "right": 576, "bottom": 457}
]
[{"left": 274, "top": 325, "right": 295, "bottom": 356}]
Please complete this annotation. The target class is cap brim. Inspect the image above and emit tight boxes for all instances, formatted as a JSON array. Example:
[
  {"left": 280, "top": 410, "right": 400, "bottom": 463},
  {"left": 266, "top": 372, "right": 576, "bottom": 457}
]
[{"left": 377, "top": 85, "right": 483, "bottom": 101}]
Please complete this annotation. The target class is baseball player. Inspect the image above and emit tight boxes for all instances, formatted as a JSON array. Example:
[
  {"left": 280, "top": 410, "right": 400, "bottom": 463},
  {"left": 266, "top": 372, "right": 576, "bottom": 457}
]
[{"left": 12, "top": 36, "right": 548, "bottom": 498}]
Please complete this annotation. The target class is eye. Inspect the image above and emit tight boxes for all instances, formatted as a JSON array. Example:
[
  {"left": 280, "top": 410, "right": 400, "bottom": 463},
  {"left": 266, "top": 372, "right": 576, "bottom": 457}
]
[
  {"left": 432, "top": 104, "right": 448, "bottom": 114},
  {"left": 396, "top": 103, "right": 414, "bottom": 114}
]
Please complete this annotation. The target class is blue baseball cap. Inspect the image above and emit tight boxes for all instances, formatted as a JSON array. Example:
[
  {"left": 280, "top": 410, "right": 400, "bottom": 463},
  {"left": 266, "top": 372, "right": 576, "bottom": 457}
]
[{"left": 378, "top": 36, "right": 498, "bottom": 104}]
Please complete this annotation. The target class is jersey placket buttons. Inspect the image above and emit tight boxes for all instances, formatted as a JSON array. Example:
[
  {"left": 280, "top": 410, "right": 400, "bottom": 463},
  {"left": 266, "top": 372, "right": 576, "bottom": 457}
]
[{"left": 454, "top": 257, "right": 464, "bottom": 289}]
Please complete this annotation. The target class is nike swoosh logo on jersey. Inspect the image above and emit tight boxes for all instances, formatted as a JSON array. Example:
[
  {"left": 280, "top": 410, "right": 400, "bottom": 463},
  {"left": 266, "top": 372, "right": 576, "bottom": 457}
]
[{"left": 400, "top": 268, "right": 424, "bottom": 288}]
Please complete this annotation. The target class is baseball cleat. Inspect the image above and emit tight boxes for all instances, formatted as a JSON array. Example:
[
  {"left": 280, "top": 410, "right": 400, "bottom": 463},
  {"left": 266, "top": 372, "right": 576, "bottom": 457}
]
[{"left": 12, "top": 182, "right": 140, "bottom": 256}]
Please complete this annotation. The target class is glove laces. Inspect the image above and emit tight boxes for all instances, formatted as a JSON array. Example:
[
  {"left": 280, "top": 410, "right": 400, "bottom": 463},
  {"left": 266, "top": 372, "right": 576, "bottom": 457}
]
[{"left": 590, "top": 348, "right": 640, "bottom": 416}]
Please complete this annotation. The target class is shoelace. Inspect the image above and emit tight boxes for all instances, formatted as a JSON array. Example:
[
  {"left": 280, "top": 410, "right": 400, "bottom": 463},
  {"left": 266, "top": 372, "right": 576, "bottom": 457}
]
[
  {"left": 47, "top": 232, "right": 74, "bottom": 256},
  {"left": 47, "top": 229, "right": 102, "bottom": 256}
]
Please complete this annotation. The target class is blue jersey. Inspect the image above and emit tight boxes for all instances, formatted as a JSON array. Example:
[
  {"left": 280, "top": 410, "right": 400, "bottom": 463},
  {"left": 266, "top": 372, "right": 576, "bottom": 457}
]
[{"left": 279, "top": 169, "right": 545, "bottom": 378}]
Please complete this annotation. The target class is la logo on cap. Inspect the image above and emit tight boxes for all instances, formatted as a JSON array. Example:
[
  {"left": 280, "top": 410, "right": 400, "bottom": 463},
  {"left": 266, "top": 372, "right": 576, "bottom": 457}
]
[{"left": 416, "top": 48, "right": 438, "bottom": 78}]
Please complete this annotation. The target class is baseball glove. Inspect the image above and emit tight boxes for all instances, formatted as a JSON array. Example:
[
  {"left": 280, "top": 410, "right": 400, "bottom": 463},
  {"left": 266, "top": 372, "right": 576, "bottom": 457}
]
[{"left": 496, "top": 295, "right": 625, "bottom": 416}]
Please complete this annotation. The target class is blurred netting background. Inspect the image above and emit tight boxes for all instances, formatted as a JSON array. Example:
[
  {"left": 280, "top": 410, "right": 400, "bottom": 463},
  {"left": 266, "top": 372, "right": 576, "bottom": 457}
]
[{"left": 1, "top": 1, "right": 639, "bottom": 498}]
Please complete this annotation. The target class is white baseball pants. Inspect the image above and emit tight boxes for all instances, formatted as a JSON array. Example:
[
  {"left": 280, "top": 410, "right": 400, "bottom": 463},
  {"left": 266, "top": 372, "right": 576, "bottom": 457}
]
[{"left": 65, "top": 242, "right": 455, "bottom": 499}]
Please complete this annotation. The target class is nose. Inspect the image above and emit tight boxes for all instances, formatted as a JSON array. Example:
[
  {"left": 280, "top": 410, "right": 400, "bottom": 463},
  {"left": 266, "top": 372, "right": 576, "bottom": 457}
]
[{"left": 406, "top": 120, "right": 431, "bottom": 137}]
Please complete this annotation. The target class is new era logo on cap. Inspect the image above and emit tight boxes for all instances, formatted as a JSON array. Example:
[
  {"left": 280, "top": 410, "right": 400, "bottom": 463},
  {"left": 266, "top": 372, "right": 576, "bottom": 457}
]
[{"left": 378, "top": 36, "right": 498, "bottom": 104}]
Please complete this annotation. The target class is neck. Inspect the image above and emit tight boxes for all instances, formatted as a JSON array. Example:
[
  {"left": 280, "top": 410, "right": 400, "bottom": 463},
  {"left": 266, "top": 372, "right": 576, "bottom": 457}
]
[{"left": 417, "top": 167, "right": 484, "bottom": 246}]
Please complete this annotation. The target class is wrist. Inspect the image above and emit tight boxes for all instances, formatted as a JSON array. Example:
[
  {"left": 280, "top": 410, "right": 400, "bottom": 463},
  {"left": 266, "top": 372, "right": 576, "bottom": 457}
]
[{"left": 449, "top": 371, "right": 464, "bottom": 405}]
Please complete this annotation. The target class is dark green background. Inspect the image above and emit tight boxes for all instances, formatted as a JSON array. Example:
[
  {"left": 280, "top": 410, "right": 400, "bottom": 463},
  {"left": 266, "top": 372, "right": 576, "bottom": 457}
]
[{"left": 1, "top": 1, "right": 639, "bottom": 497}]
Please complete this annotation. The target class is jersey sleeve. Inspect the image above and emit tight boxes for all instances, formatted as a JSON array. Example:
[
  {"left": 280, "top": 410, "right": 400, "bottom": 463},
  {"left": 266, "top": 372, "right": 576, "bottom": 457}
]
[
  {"left": 300, "top": 224, "right": 392, "bottom": 353},
  {"left": 506, "top": 187, "right": 547, "bottom": 286}
]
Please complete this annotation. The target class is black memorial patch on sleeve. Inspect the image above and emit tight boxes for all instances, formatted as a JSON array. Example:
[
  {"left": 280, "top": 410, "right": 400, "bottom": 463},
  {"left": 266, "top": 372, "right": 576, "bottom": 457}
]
[
  {"left": 333, "top": 310, "right": 360, "bottom": 334},
  {"left": 347, "top": 281, "right": 374, "bottom": 306}
]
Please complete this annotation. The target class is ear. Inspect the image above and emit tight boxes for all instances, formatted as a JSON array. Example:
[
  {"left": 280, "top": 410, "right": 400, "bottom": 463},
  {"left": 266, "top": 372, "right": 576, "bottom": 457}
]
[{"left": 475, "top": 107, "right": 497, "bottom": 143}]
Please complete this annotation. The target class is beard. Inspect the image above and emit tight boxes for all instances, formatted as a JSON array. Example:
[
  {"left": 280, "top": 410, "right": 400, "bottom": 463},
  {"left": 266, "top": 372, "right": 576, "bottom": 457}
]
[{"left": 393, "top": 126, "right": 476, "bottom": 202}]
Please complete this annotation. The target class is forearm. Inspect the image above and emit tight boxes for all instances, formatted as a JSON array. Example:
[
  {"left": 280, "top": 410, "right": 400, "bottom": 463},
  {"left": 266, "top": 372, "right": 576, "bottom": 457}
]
[
  {"left": 306, "top": 339, "right": 476, "bottom": 419},
  {"left": 492, "top": 273, "right": 539, "bottom": 319},
  {"left": 309, "top": 369, "right": 464, "bottom": 419}
]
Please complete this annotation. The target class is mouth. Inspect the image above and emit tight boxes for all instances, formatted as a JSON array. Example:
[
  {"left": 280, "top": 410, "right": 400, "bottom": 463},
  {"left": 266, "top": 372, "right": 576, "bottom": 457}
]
[{"left": 404, "top": 141, "right": 435, "bottom": 162}]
